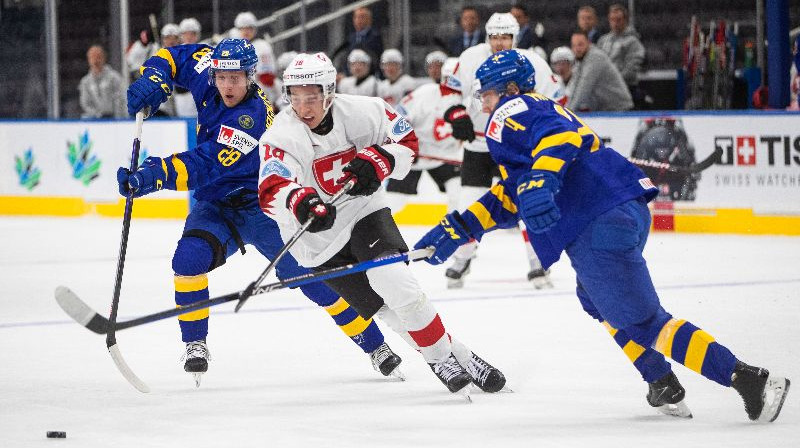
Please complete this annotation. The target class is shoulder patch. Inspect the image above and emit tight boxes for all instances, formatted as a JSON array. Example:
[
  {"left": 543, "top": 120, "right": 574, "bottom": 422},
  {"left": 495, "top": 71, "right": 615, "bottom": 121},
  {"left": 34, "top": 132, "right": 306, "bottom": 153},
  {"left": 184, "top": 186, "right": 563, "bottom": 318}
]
[
  {"left": 238, "top": 114, "right": 254, "bottom": 129},
  {"left": 217, "top": 125, "right": 258, "bottom": 154},
  {"left": 486, "top": 98, "right": 529, "bottom": 143},
  {"left": 392, "top": 115, "right": 412, "bottom": 136},
  {"left": 260, "top": 158, "right": 292, "bottom": 178}
]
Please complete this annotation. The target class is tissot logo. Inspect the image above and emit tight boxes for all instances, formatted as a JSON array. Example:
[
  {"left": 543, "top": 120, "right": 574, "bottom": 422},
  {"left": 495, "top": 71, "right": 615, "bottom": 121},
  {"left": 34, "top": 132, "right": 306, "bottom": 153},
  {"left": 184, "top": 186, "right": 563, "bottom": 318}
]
[{"left": 715, "top": 135, "right": 800, "bottom": 166}]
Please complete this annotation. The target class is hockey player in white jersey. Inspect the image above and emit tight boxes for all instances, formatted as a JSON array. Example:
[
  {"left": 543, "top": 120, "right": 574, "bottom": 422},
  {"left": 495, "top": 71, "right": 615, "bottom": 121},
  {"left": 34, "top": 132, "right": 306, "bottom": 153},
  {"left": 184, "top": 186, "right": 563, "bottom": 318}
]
[
  {"left": 443, "top": 12, "right": 564, "bottom": 289},
  {"left": 235, "top": 11, "right": 280, "bottom": 106},
  {"left": 257, "top": 52, "right": 506, "bottom": 395},
  {"left": 387, "top": 57, "right": 463, "bottom": 214},
  {"left": 337, "top": 49, "right": 378, "bottom": 96},
  {"left": 376, "top": 49, "right": 426, "bottom": 106}
]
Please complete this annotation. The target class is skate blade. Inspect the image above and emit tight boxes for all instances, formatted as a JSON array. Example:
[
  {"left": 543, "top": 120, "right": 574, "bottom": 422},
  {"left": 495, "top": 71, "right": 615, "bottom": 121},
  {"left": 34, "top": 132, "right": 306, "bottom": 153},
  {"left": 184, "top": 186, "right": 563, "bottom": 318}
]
[
  {"left": 456, "top": 383, "right": 473, "bottom": 403},
  {"left": 192, "top": 372, "right": 203, "bottom": 388},
  {"left": 530, "top": 278, "right": 554, "bottom": 289},
  {"left": 447, "top": 279, "right": 465, "bottom": 289},
  {"left": 656, "top": 400, "right": 693, "bottom": 419},
  {"left": 389, "top": 368, "right": 406, "bottom": 381},
  {"left": 758, "top": 376, "right": 790, "bottom": 423}
]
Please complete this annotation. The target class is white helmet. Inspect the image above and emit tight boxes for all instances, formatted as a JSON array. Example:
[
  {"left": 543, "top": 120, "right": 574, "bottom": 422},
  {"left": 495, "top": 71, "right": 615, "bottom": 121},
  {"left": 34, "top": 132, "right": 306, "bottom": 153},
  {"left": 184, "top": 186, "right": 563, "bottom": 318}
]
[
  {"left": 235, "top": 11, "right": 257, "bottom": 29},
  {"left": 485, "top": 12, "right": 519, "bottom": 39},
  {"left": 550, "top": 46, "right": 575, "bottom": 64},
  {"left": 277, "top": 51, "right": 299, "bottom": 73},
  {"left": 179, "top": 17, "right": 201, "bottom": 34},
  {"left": 282, "top": 52, "right": 337, "bottom": 112},
  {"left": 347, "top": 48, "right": 371, "bottom": 64},
  {"left": 380, "top": 48, "right": 403, "bottom": 65},
  {"left": 161, "top": 23, "right": 180, "bottom": 37},
  {"left": 440, "top": 57, "right": 461, "bottom": 91},
  {"left": 425, "top": 50, "right": 447, "bottom": 67}
]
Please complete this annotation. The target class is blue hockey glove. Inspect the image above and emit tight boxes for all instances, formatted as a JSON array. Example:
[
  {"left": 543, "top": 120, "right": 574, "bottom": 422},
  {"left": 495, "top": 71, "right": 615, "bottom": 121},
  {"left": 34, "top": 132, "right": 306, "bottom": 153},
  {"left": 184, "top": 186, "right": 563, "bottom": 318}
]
[
  {"left": 413, "top": 211, "right": 472, "bottom": 265},
  {"left": 516, "top": 171, "right": 561, "bottom": 234},
  {"left": 127, "top": 67, "right": 172, "bottom": 117},
  {"left": 117, "top": 156, "right": 166, "bottom": 198}
]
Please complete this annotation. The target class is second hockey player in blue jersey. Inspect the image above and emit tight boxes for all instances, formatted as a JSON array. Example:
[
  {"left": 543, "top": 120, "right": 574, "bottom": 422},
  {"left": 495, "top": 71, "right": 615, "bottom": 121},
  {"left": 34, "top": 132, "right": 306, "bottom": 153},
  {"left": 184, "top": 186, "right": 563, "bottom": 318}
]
[
  {"left": 118, "top": 38, "right": 401, "bottom": 386},
  {"left": 415, "top": 49, "right": 789, "bottom": 422}
]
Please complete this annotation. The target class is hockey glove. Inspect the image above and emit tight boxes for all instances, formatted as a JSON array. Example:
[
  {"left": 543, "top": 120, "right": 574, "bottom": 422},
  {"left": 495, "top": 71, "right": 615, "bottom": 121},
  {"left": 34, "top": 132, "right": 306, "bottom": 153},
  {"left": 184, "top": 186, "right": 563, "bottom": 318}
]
[
  {"left": 413, "top": 211, "right": 472, "bottom": 265},
  {"left": 127, "top": 67, "right": 172, "bottom": 117},
  {"left": 341, "top": 145, "right": 395, "bottom": 196},
  {"left": 117, "top": 156, "right": 166, "bottom": 198},
  {"left": 516, "top": 171, "right": 561, "bottom": 234},
  {"left": 287, "top": 187, "right": 336, "bottom": 233},
  {"left": 443, "top": 105, "right": 475, "bottom": 142}
]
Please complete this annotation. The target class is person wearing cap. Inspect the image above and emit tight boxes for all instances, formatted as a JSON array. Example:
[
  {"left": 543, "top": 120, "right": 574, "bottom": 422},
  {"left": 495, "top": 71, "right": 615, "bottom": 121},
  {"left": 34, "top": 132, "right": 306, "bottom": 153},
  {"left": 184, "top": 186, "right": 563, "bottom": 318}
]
[
  {"left": 337, "top": 49, "right": 378, "bottom": 96},
  {"left": 376, "top": 49, "right": 426, "bottom": 106},
  {"left": 424, "top": 50, "right": 447, "bottom": 83},
  {"left": 234, "top": 11, "right": 279, "bottom": 106},
  {"left": 550, "top": 46, "right": 575, "bottom": 100}
]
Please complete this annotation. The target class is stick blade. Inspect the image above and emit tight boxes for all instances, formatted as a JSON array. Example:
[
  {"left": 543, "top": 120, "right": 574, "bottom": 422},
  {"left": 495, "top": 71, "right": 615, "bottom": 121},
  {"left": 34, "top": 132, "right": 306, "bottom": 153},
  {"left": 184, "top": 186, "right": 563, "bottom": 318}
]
[
  {"left": 54, "top": 286, "right": 109, "bottom": 334},
  {"left": 108, "top": 344, "right": 150, "bottom": 393}
]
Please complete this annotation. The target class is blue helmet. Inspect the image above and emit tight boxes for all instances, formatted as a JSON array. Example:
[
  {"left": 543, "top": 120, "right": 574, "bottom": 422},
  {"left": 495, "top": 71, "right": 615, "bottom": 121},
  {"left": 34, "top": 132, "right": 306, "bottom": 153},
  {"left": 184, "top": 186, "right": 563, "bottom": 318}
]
[
  {"left": 208, "top": 38, "right": 258, "bottom": 85},
  {"left": 474, "top": 49, "right": 536, "bottom": 97}
]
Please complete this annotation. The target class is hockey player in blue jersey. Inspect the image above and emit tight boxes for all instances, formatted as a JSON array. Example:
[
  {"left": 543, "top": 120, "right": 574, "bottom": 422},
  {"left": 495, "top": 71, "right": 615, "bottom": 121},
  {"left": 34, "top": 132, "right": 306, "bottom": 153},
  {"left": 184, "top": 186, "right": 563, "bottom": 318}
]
[
  {"left": 415, "top": 49, "right": 790, "bottom": 421},
  {"left": 118, "top": 38, "right": 401, "bottom": 386}
]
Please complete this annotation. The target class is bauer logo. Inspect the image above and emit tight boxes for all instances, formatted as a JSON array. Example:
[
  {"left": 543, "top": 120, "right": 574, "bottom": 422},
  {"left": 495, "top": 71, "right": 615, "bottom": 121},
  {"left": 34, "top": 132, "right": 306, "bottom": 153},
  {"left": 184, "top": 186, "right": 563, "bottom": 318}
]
[
  {"left": 715, "top": 135, "right": 800, "bottom": 166},
  {"left": 217, "top": 125, "right": 258, "bottom": 154}
]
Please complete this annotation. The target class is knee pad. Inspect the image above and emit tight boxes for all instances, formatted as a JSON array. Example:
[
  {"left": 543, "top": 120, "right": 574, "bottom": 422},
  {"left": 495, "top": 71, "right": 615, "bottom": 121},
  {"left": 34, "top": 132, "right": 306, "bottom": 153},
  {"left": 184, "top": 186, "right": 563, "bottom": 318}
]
[{"left": 172, "top": 232, "right": 225, "bottom": 276}]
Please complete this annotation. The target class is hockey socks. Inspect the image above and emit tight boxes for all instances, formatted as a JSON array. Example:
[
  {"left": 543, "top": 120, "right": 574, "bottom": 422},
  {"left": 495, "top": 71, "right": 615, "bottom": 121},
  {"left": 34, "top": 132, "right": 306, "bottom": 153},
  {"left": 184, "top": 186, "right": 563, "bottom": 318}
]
[
  {"left": 324, "top": 297, "right": 384, "bottom": 354},
  {"left": 653, "top": 318, "right": 737, "bottom": 387},
  {"left": 175, "top": 274, "right": 210, "bottom": 343}
]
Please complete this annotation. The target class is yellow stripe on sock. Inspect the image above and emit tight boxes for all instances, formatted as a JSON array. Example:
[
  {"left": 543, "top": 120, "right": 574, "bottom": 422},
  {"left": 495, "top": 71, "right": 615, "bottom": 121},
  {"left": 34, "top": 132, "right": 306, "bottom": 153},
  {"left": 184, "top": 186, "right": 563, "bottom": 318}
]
[
  {"left": 684, "top": 330, "right": 716, "bottom": 374},
  {"left": 622, "top": 340, "right": 646, "bottom": 363},
  {"left": 340, "top": 316, "right": 372, "bottom": 337},
  {"left": 174, "top": 274, "right": 208, "bottom": 292},
  {"left": 324, "top": 297, "right": 350, "bottom": 316},
  {"left": 601, "top": 321, "right": 618, "bottom": 336},
  {"left": 177, "top": 306, "right": 209, "bottom": 321},
  {"left": 654, "top": 318, "right": 687, "bottom": 358}
]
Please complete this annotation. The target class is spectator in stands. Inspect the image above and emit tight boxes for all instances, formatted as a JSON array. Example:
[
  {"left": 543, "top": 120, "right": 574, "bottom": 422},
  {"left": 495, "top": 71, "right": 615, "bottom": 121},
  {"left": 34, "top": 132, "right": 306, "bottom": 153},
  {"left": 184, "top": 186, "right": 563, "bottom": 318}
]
[
  {"left": 577, "top": 5, "right": 601, "bottom": 44},
  {"left": 448, "top": 6, "right": 485, "bottom": 56},
  {"left": 597, "top": 3, "right": 645, "bottom": 92},
  {"left": 550, "top": 46, "right": 575, "bottom": 100},
  {"left": 424, "top": 50, "right": 448, "bottom": 83},
  {"left": 79, "top": 45, "right": 126, "bottom": 119},
  {"left": 126, "top": 28, "right": 158, "bottom": 80},
  {"left": 567, "top": 30, "right": 632, "bottom": 112},
  {"left": 338, "top": 49, "right": 379, "bottom": 96},
  {"left": 510, "top": 3, "right": 547, "bottom": 57},
  {"left": 235, "top": 11, "right": 279, "bottom": 104},
  {"left": 161, "top": 23, "right": 181, "bottom": 48},
  {"left": 332, "top": 7, "right": 384, "bottom": 76},
  {"left": 179, "top": 18, "right": 202, "bottom": 44}
]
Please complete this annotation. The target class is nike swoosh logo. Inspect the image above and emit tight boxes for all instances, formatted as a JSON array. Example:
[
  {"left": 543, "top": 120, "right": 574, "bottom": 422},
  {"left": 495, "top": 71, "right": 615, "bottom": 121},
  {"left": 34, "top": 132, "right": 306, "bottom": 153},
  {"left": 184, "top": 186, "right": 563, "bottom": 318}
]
[{"left": 369, "top": 239, "right": 380, "bottom": 248}]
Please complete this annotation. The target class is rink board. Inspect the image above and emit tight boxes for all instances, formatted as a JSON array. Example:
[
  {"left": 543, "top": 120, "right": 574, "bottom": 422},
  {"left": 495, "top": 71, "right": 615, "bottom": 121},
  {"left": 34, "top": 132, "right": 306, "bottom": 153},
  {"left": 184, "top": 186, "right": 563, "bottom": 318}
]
[{"left": 1, "top": 112, "right": 799, "bottom": 234}]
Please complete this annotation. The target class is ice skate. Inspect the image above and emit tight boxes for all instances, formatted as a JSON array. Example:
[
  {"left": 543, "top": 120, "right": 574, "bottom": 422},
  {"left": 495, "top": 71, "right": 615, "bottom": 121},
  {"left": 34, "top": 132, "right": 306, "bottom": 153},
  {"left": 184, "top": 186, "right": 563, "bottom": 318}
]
[
  {"left": 647, "top": 371, "right": 692, "bottom": 418},
  {"left": 445, "top": 258, "right": 471, "bottom": 289},
  {"left": 369, "top": 342, "right": 405, "bottom": 380},
  {"left": 181, "top": 340, "right": 210, "bottom": 388},
  {"left": 731, "top": 361, "right": 791, "bottom": 422},
  {"left": 465, "top": 352, "right": 507, "bottom": 393},
  {"left": 527, "top": 268, "right": 553, "bottom": 289},
  {"left": 430, "top": 354, "right": 473, "bottom": 395}
]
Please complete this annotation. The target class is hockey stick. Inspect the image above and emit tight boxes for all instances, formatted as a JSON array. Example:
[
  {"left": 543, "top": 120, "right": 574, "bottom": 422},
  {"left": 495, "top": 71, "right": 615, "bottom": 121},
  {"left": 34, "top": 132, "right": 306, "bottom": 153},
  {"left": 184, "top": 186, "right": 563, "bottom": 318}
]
[
  {"left": 106, "top": 111, "right": 150, "bottom": 393},
  {"left": 630, "top": 146, "right": 722, "bottom": 176},
  {"left": 55, "top": 248, "right": 434, "bottom": 335},
  {"left": 234, "top": 178, "right": 356, "bottom": 312}
]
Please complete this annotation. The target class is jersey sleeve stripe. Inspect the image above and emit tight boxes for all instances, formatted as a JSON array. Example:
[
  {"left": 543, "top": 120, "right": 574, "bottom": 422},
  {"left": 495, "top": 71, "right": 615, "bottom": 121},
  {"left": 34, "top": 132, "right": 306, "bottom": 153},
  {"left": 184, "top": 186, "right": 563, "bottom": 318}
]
[
  {"left": 531, "top": 130, "right": 582, "bottom": 158},
  {"left": 170, "top": 154, "right": 189, "bottom": 191},
  {"left": 489, "top": 184, "right": 518, "bottom": 214},
  {"left": 467, "top": 202, "right": 497, "bottom": 230},
  {"left": 531, "top": 155, "right": 566, "bottom": 173},
  {"left": 154, "top": 48, "right": 178, "bottom": 77}
]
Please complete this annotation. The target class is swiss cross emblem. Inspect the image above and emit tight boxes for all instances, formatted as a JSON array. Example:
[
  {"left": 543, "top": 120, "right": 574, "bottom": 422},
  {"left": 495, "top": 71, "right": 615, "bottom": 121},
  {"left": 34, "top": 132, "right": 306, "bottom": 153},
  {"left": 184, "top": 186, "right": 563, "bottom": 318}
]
[
  {"left": 736, "top": 136, "right": 756, "bottom": 166},
  {"left": 433, "top": 118, "right": 452, "bottom": 141},
  {"left": 312, "top": 148, "right": 356, "bottom": 195}
]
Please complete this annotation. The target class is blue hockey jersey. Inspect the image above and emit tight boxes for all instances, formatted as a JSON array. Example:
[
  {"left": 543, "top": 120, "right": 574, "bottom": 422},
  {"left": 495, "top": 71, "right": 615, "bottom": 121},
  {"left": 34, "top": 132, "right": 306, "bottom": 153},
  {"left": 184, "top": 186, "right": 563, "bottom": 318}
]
[
  {"left": 458, "top": 92, "right": 658, "bottom": 268},
  {"left": 142, "top": 44, "right": 274, "bottom": 201}
]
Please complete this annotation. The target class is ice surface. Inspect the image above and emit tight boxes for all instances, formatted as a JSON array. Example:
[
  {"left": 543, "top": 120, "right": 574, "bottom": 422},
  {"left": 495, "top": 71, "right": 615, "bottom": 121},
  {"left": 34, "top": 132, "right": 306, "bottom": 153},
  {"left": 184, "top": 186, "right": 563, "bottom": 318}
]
[{"left": 1, "top": 216, "right": 798, "bottom": 447}]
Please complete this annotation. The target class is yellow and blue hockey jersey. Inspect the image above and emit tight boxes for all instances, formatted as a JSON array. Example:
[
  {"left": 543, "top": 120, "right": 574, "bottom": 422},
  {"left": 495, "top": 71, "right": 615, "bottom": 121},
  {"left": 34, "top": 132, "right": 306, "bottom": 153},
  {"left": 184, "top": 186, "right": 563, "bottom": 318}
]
[
  {"left": 459, "top": 92, "right": 658, "bottom": 268},
  {"left": 141, "top": 44, "right": 274, "bottom": 201}
]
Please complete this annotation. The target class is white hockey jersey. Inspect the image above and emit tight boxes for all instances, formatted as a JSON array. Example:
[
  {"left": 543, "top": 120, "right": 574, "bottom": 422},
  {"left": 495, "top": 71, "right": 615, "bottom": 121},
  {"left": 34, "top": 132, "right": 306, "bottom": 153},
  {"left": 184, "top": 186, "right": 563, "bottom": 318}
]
[
  {"left": 257, "top": 94, "right": 417, "bottom": 266},
  {"left": 396, "top": 83, "right": 463, "bottom": 170},
  {"left": 455, "top": 43, "right": 565, "bottom": 152},
  {"left": 337, "top": 75, "right": 379, "bottom": 97},
  {"left": 376, "top": 74, "right": 426, "bottom": 106}
]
